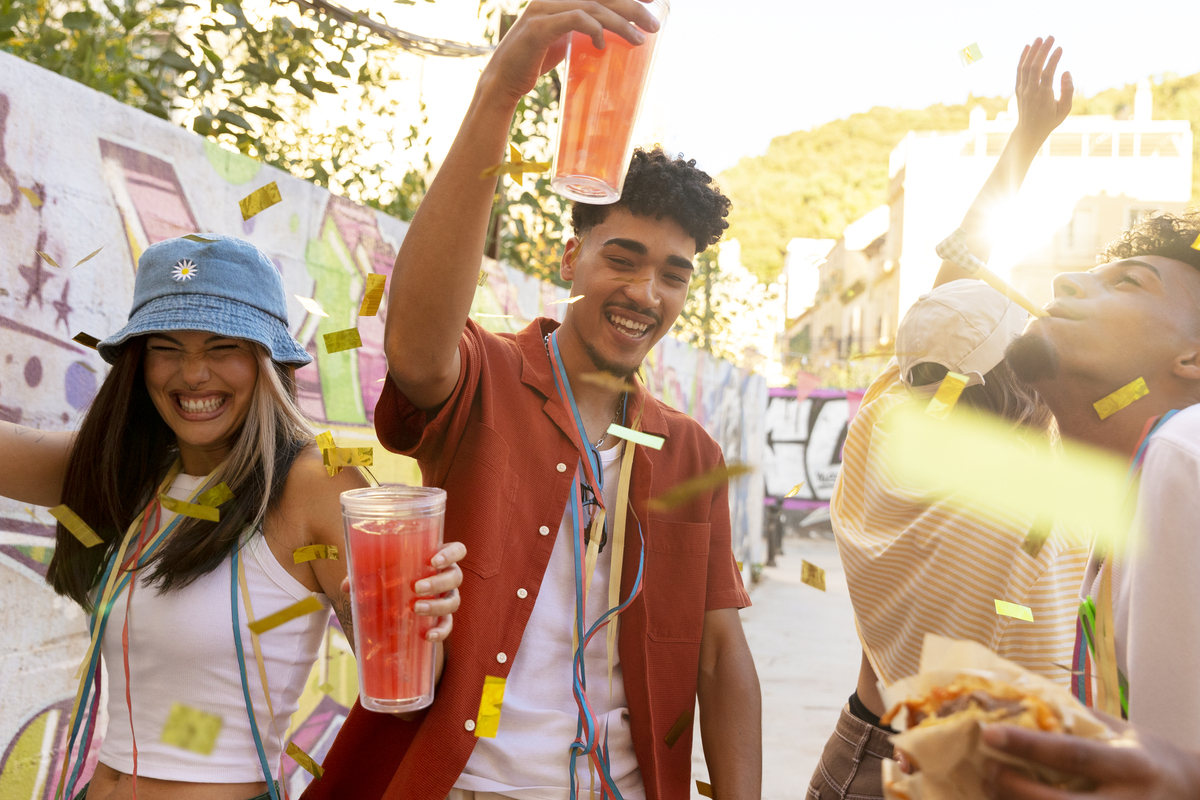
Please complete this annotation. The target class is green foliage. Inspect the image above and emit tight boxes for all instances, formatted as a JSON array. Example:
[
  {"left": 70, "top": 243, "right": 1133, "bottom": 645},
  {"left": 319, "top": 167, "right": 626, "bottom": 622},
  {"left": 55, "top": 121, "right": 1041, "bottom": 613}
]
[{"left": 672, "top": 248, "right": 779, "bottom": 366}]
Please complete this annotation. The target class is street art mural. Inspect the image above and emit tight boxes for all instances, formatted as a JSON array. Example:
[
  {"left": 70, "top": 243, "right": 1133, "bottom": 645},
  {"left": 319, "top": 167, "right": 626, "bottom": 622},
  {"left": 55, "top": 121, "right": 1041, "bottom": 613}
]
[
  {"left": 763, "top": 388, "right": 851, "bottom": 511},
  {"left": 0, "top": 52, "right": 766, "bottom": 796}
]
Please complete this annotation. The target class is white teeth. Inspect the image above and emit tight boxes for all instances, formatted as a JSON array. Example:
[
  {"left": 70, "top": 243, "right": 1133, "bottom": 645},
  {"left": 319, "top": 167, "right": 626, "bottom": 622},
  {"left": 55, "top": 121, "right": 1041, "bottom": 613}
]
[
  {"left": 608, "top": 313, "right": 649, "bottom": 335},
  {"left": 179, "top": 396, "right": 225, "bottom": 414}
]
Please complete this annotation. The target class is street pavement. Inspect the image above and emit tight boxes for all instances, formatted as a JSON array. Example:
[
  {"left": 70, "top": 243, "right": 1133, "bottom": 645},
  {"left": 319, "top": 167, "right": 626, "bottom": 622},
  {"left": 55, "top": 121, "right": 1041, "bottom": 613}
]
[{"left": 690, "top": 533, "right": 862, "bottom": 799}]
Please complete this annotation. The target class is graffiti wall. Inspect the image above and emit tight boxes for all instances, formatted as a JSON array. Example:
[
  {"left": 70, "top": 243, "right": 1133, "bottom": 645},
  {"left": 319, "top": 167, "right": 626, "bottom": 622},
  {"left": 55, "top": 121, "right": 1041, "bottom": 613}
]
[
  {"left": 0, "top": 52, "right": 766, "bottom": 796},
  {"left": 763, "top": 388, "right": 851, "bottom": 510}
]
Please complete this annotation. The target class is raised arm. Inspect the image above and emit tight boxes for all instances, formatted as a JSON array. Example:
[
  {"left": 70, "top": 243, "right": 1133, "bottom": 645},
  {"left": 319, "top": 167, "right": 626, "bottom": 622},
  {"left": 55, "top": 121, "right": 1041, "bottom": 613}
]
[
  {"left": 383, "top": 0, "right": 660, "bottom": 410},
  {"left": 934, "top": 36, "right": 1074, "bottom": 288},
  {"left": 0, "top": 422, "right": 74, "bottom": 507}
]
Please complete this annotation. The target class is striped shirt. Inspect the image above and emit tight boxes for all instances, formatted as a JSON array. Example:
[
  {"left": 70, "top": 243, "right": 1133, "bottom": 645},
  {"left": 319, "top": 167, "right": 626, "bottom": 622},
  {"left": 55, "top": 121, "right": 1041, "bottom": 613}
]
[{"left": 832, "top": 364, "right": 1090, "bottom": 687}]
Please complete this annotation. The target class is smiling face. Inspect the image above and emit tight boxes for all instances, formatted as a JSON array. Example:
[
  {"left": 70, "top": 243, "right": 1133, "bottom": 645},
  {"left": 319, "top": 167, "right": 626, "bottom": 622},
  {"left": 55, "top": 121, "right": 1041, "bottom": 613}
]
[
  {"left": 559, "top": 206, "right": 697, "bottom": 376},
  {"left": 143, "top": 330, "right": 259, "bottom": 466}
]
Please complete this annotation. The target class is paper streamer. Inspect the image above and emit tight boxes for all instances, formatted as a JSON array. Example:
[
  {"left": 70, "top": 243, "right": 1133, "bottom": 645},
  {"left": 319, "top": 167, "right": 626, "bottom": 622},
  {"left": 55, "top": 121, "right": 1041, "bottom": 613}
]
[
  {"left": 801, "top": 560, "right": 826, "bottom": 592},
  {"left": 296, "top": 295, "right": 329, "bottom": 317},
  {"left": 579, "top": 372, "right": 637, "bottom": 393},
  {"left": 74, "top": 246, "right": 104, "bottom": 268},
  {"left": 322, "top": 447, "right": 373, "bottom": 468},
  {"left": 72, "top": 332, "right": 100, "bottom": 350},
  {"left": 48, "top": 505, "right": 103, "bottom": 547},
  {"left": 286, "top": 741, "right": 324, "bottom": 779},
  {"left": 159, "top": 493, "right": 220, "bottom": 522},
  {"left": 293, "top": 544, "right": 339, "bottom": 564},
  {"left": 475, "top": 675, "right": 506, "bottom": 738},
  {"left": 36, "top": 250, "right": 60, "bottom": 268},
  {"left": 358, "top": 274, "right": 387, "bottom": 316},
  {"left": 238, "top": 181, "right": 282, "bottom": 221},
  {"left": 197, "top": 482, "right": 234, "bottom": 508},
  {"left": 323, "top": 328, "right": 362, "bottom": 354},
  {"left": 607, "top": 424, "right": 665, "bottom": 450},
  {"left": 925, "top": 371, "right": 970, "bottom": 420},
  {"left": 247, "top": 595, "right": 325, "bottom": 635},
  {"left": 696, "top": 780, "right": 714, "bottom": 798},
  {"left": 1093, "top": 377, "right": 1148, "bottom": 420},
  {"left": 182, "top": 233, "right": 216, "bottom": 242},
  {"left": 994, "top": 599, "right": 1034, "bottom": 622},
  {"left": 664, "top": 709, "right": 693, "bottom": 748},
  {"left": 648, "top": 463, "right": 754, "bottom": 511},
  {"left": 959, "top": 42, "right": 983, "bottom": 66},
  {"left": 160, "top": 702, "right": 223, "bottom": 755},
  {"left": 19, "top": 186, "right": 42, "bottom": 207}
]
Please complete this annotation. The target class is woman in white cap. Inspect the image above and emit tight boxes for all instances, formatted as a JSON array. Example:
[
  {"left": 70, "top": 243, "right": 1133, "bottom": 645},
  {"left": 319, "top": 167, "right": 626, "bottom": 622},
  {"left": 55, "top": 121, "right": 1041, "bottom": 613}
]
[
  {"left": 0, "top": 234, "right": 465, "bottom": 800},
  {"left": 807, "top": 37, "right": 1086, "bottom": 799}
]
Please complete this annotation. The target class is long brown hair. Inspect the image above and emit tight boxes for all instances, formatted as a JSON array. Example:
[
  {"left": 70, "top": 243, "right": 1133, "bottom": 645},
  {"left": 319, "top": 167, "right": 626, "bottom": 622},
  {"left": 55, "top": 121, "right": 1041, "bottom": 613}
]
[
  {"left": 48, "top": 338, "right": 311, "bottom": 610},
  {"left": 910, "top": 360, "right": 1055, "bottom": 434}
]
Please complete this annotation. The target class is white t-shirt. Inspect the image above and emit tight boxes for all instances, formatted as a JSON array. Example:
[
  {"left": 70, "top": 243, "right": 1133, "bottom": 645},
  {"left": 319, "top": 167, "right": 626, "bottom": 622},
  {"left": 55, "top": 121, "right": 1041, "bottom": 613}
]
[{"left": 455, "top": 442, "right": 645, "bottom": 800}]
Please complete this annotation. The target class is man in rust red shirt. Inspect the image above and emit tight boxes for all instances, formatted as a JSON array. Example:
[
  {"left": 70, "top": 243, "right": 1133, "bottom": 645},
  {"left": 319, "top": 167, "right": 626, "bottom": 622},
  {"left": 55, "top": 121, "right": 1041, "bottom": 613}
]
[{"left": 305, "top": 2, "right": 761, "bottom": 799}]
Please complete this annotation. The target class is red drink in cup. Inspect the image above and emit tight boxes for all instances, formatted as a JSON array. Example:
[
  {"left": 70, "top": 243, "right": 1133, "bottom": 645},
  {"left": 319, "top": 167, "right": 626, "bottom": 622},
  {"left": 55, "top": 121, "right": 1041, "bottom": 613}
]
[
  {"left": 551, "top": 0, "right": 670, "bottom": 204},
  {"left": 340, "top": 486, "right": 445, "bottom": 713}
]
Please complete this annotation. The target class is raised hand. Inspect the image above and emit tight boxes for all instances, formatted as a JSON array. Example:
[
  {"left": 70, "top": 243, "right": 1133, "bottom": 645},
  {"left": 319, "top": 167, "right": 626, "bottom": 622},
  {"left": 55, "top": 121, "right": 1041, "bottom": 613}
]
[{"left": 1014, "top": 36, "right": 1074, "bottom": 142}]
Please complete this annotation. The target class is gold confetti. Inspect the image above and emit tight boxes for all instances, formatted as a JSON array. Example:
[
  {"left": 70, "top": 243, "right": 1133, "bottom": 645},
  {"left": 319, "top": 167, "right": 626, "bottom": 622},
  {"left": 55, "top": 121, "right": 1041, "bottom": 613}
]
[
  {"left": 995, "top": 599, "right": 1034, "bottom": 622},
  {"left": 161, "top": 702, "right": 222, "bottom": 755},
  {"left": 1093, "top": 377, "right": 1149, "bottom": 421},
  {"left": 197, "top": 482, "right": 234, "bottom": 507},
  {"left": 323, "top": 447, "right": 373, "bottom": 469},
  {"left": 784, "top": 482, "right": 804, "bottom": 498},
  {"left": 19, "top": 187, "right": 42, "bottom": 207},
  {"left": 358, "top": 274, "right": 386, "bottom": 316},
  {"left": 296, "top": 295, "right": 329, "bottom": 317},
  {"left": 475, "top": 675, "right": 506, "bottom": 738},
  {"left": 736, "top": 560, "right": 744, "bottom": 571},
  {"left": 238, "top": 181, "right": 282, "bottom": 221},
  {"left": 36, "top": 250, "right": 60, "bottom": 268},
  {"left": 1191, "top": 233, "right": 1200, "bottom": 251},
  {"left": 72, "top": 332, "right": 100, "bottom": 350},
  {"left": 480, "top": 144, "right": 551, "bottom": 185},
  {"left": 73, "top": 246, "right": 104, "bottom": 268},
  {"left": 247, "top": 595, "right": 325, "bottom": 635},
  {"left": 959, "top": 42, "right": 983, "bottom": 66},
  {"left": 801, "top": 560, "right": 826, "bottom": 592},
  {"left": 48, "top": 505, "right": 103, "bottom": 547},
  {"left": 293, "top": 544, "right": 339, "bottom": 564},
  {"left": 664, "top": 709, "right": 693, "bottom": 748},
  {"left": 696, "top": 780, "right": 714, "bottom": 799},
  {"left": 318, "top": 681, "right": 335, "bottom": 695},
  {"left": 315, "top": 430, "right": 342, "bottom": 476},
  {"left": 649, "top": 464, "right": 754, "bottom": 511},
  {"left": 478, "top": 270, "right": 489, "bottom": 287},
  {"left": 549, "top": 295, "right": 584, "bottom": 305},
  {"left": 183, "top": 234, "right": 216, "bottom": 242},
  {"left": 285, "top": 741, "right": 324, "bottom": 779},
  {"left": 160, "top": 493, "right": 220, "bottom": 522},
  {"left": 323, "top": 328, "right": 362, "bottom": 354},
  {"left": 1022, "top": 517, "right": 1053, "bottom": 558},
  {"left": 579, "top": 372, "right": 637, "bottom": 393},
  {"left": 607, "top": 424, "right": 665, "bottom": 450},
  {"left": 925, "top": 371, "right": 969, "bottom": 420}
]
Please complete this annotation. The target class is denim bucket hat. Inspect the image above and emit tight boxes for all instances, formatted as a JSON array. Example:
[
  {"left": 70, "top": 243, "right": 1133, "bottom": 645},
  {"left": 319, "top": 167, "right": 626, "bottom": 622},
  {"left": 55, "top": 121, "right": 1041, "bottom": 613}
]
[{"left": 98, "top": 234, "right": 312, "bottom": 367}]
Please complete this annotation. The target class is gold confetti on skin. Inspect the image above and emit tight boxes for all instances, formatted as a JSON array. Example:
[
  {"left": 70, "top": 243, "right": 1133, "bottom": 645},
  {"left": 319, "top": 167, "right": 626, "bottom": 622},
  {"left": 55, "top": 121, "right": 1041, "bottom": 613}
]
[
  {"left": 801, "top": 560, "right": 826, "bottom": 592},
  {"left": 607, "top": 424, "right": 665, "bottom": 450},
  {"left": 323, "top": 328, "right": 362, "bottom": 354},
  {"left": 19, "top": 187, "right": 42, "bottom": 208},
  {"left": 286, "top": 741, "right": 324, "bottom": 779},
  {"left": 160, "top": 703, "right": 223, "bottom": 755},
  {"left": 648, "top": 464, "right": 754, "bottom": 511},
  {"left": 72, "top": 332, "right": 100, "bottom": 350},
  {"left": 549, "top": 295, "right": 584, "bottom": 305},
  {"left": 35, "top": 251, "right": 60, "bottom": 268},
  {"left": 318, "top": 681, "right": 335, "bottom": 695},
  {"left": 73, "top": 246, "right": 104, "bottom": 268},
  {"left": 322, "top": 447, "right": 373, "bottom": 468},
  {"left": 48, "top": 505, "right": 103, "bottom": 547},
  {"left": 358, "top": 274, "right": 387, "bottom": 316},
  {"left": 1093, "top": 377, "right": 1149, "bottom": 421},
  {"left": 784, "top": 482, "right": 804, "bottom": 498},
  {"left": 664, "top": 709, "right": 693, "bottom": 748},
  {"left": 995, "top": 599, "right": 1034, "bottom": 622},
  {"left": 579, "top": 372, "right": 637, "bottom": 393},
  {"left": 315, "top": 430, "right": 342, "bottom": 476},
  {"left": 183, "top": 234, "right": 216, "bottom": 243},
  {"left": 293, "top": 544, "right": 339, "bottom": 564},
  {"left": 296, "top": 295, "right": 329, "bottom": 317},
  {"left": 197, "top": 483, "right": 234, "bottom": 508},
  {"left": 696, "top": 780, "right": 714, "bottom": 799},
  {"left": 475, "top": 675, "right": 507, "bottom": 738},
  {"left": 925, "top": 371, "right": 970, "bottom": 420},
  {"left": 247, "top": 595, "right": 325, "bottom": 635},
  {"left": 159, "top": 493, "right": 220, "bottom": 522},
  {"left": 238, "top": 181, "right": 282, "bottom": 221},
  {"left": 959, "top": 42, "right": 983, "bottom": 66}
]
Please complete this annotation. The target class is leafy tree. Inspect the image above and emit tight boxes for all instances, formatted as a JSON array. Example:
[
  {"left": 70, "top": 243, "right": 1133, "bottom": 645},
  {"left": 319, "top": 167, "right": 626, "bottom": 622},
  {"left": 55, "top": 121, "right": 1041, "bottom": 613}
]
[{"left": 672, "top": 248, "right": 779, "bottom": 366}]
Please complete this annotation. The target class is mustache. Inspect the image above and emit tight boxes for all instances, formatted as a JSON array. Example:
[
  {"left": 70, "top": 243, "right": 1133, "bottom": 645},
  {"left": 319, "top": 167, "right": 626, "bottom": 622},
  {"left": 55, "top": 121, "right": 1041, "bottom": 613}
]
[{"left": 604, "top": 300, "right": 661, "bottom": 327}]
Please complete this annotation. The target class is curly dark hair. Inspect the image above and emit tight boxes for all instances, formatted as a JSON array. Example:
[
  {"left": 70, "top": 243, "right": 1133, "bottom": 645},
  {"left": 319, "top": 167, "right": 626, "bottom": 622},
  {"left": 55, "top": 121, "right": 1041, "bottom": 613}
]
[
  {"left": 1098, "top": 207, "right": 1200, "bottom": 271},
  {"left": 569, "top": 147, "right": 731, "bottom": 253}
]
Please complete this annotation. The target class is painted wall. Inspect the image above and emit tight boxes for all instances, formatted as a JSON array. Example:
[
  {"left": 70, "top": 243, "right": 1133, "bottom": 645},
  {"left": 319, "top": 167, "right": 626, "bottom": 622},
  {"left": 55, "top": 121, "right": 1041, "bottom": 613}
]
[
  {"left": 0, "top": 52, "right": 766, "bottom": 797},
  {"left": 762, "top": 388, "right": 851, "bottom": 510}
]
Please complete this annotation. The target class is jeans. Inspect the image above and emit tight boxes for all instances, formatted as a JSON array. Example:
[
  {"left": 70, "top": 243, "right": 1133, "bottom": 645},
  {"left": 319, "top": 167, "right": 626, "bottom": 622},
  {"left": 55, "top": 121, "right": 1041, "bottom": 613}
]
[{"left": 807, "top": 704, "right": 896, "bottom": 800}]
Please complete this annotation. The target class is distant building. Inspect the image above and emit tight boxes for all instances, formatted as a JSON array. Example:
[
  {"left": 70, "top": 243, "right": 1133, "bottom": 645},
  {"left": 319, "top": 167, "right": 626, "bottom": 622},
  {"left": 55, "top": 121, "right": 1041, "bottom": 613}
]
[{"left": 783, "top": 85, "right": 1194, "bottom": 372}]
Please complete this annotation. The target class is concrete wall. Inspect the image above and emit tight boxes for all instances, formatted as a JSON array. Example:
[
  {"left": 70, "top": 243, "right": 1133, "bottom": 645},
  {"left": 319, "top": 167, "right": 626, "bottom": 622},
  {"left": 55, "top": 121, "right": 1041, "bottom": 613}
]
[{"left": 0, "top": 52, "right": 766, "bottom": 797}]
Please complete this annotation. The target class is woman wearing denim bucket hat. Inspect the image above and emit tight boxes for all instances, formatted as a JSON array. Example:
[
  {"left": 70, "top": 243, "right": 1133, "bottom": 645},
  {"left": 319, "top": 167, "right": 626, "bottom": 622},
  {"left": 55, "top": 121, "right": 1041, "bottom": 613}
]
[{"left": 0, "top": 234, "right": 465, "bottom": 800}]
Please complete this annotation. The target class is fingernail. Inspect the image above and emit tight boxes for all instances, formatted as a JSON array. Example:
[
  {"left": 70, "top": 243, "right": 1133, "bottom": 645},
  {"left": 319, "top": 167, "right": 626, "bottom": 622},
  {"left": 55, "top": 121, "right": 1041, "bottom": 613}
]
[
  {"left": 427, "top": 630, "right": 440, "bottom": 641},
  {"left": 415, "top": 601, "right": 430, "bottom": 613},
  {"left": 632, "top": 29, "right": 646, "bottom": 43},
  {"left": 415, "top": 580, "right": 430, "bottom": 593},
  {"left": 432, "top": 555, "right": 445, "bottom": 567}
]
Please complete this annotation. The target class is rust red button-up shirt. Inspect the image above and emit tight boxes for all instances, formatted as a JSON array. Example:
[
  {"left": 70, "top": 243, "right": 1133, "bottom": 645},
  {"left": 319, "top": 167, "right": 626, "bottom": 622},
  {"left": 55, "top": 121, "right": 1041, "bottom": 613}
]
[{"left": 305, "top": 318, "right": 750, "bottom": 800}]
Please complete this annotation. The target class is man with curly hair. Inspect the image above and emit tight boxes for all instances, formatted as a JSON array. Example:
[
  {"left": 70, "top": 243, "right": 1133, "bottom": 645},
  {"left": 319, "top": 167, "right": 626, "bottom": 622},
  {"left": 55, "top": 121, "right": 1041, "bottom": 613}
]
[{"left": 304, "top": 3, "right": 761, "bottom": 800}]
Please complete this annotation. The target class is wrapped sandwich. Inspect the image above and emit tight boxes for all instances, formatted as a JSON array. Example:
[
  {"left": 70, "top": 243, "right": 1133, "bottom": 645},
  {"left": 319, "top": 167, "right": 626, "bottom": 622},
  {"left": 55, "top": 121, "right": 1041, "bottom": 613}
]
[{"left": 879, "top": 635, "right": 1118, "bottom": 800}]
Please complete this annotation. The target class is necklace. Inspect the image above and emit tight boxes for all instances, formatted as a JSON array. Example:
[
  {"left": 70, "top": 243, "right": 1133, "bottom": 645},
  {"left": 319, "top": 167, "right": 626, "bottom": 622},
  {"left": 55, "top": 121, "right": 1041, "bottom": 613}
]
[{"left": 544, "top": 333, "right": 624, "bottom": 449}]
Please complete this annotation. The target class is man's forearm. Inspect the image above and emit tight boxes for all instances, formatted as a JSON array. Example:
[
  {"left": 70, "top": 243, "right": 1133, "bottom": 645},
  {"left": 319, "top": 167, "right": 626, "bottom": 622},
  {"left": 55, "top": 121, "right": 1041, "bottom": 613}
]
[{"left": 698, "top": 638, "right": 762, "bottom": 800}]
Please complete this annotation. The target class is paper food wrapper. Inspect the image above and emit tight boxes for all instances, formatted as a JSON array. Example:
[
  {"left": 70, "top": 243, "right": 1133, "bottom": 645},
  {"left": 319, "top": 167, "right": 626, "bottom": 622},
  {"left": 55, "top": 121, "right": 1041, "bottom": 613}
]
[{"left": 879, "top": 635, "right": 1117, "bottom": 800}]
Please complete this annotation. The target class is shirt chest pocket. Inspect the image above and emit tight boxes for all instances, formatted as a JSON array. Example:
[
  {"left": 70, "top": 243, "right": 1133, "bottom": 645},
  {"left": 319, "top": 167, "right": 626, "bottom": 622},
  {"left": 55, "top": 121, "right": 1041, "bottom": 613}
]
[
  {"left": 443, "top": 422, "right": 515, "bottom": 579},
  {"left": 644, "top": 519, "right": 711, "bottom": 643}
]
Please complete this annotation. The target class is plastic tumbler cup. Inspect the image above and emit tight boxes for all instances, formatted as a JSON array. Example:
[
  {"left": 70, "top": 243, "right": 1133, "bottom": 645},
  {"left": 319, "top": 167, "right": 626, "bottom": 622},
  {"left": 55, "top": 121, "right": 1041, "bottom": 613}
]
[
  {"left": 550, "top": 0, "right": 670, "bottom": 204},
  {"left": 340, "top": 486, "right": 445, "bottom": 713}
]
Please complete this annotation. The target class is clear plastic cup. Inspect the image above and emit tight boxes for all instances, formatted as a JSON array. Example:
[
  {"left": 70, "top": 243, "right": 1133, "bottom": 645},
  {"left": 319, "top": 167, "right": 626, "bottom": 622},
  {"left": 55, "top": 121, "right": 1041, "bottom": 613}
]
[
  {"left": 340, "top": 486, "right": 445, "bottom": 713},
  {"left": 550, "top": 0, "right": 671, "bottom": 204}
]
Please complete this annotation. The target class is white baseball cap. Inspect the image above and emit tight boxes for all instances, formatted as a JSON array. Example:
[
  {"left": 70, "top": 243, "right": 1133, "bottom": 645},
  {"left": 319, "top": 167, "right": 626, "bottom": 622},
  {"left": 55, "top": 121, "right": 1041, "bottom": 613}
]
[{"left": 896, "top": 279, "right": 1029, "bottom": 387}]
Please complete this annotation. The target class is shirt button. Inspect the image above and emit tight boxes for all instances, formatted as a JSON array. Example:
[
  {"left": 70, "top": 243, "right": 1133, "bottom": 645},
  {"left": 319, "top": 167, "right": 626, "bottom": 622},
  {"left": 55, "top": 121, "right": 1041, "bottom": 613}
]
[
  {"left": 539, "top": 525, "right": 550, "bottom": 536},
  {"left": 517, "top": 588, "right": 528, "bottom": 599},
  {"left": 497, "top": 652, "right": 508, "bottom": 664},
  {"left": 556, "top": 463, "right": 567, "bottom": 473},
  {"left": 464, "top": 719, "right": 476, "bottom": 732}
]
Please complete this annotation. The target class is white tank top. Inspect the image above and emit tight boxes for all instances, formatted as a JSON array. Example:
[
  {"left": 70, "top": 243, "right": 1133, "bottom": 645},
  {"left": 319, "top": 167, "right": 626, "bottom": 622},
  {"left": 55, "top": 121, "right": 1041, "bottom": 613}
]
[{"left": 98, "top": 473, "right": 331, "bottom": 782}]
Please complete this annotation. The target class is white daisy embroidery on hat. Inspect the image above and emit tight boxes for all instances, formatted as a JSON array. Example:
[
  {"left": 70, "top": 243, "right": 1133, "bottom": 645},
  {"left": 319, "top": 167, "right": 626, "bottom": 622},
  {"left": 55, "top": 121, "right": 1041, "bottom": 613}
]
[{"left": 172, "top": 259, "right": 198, "bottom": 281}]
